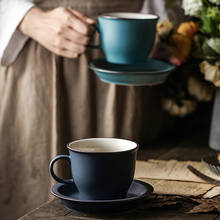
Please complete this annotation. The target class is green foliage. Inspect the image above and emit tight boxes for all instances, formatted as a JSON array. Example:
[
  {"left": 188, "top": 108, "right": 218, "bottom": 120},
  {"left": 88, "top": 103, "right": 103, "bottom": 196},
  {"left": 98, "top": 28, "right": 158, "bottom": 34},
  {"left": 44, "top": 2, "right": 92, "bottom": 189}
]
[
  {"left": 200, "top": 6, "right": 220, "bottom": 36},
  {"left": 206, "top": 38, "right": 220, "bottom": 54},
  {"left": 202, "top": 38, "right": 220, "bottom": 64}
]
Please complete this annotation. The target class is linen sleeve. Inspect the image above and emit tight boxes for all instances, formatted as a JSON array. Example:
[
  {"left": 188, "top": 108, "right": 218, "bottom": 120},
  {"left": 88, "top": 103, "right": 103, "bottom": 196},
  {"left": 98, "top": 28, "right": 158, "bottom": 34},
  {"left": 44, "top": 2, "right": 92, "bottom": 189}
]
[{"left": 0, "top": 0, "right": 35, "bottom": 66}]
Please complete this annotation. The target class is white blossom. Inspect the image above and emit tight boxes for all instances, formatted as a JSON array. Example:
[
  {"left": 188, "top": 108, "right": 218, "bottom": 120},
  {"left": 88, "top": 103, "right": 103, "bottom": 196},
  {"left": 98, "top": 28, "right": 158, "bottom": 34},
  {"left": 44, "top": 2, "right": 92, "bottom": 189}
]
[
  {"left": 209, "top": 0, "right": 220, "bottom": 5},
  {"left": 200, "top": 61, "right": 220, "bottom": 86},
  {"left": 163, "top": 98, "right": 197, "bottom": 117},
  {"left": 157, "top": 19, "right": 173, "bottom": 39},
  {"left": 187, "top": 75, "right": 214, "bottom": 102},
  {"left": 182, "top": 0, "right": 203, "bottom": 17}
]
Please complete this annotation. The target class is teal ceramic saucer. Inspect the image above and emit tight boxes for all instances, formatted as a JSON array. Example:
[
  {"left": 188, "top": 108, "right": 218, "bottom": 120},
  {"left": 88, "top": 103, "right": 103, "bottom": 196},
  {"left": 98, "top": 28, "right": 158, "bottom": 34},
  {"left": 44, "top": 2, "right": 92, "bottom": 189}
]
[{"left": 89, "top": 59, "right": 176, "bottom": 86}]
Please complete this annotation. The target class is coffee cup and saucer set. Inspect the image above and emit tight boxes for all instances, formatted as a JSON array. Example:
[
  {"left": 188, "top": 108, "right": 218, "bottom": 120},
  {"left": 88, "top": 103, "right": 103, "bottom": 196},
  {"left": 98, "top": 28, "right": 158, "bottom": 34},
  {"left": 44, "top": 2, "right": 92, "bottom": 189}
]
[
  {"left": 88, "top": 12, "right": 176, "bottom": 86},
  {"left": 49, "top": 138, "right": 153, "bottom": 213},
  {"left": 49, "top": 12, "right": 174, "bottom": 213}
]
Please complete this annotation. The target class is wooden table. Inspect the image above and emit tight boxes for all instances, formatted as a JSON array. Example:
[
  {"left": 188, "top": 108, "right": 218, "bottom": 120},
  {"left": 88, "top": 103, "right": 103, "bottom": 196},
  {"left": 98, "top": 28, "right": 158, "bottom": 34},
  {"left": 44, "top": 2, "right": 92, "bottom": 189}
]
[{"left": 19, "top": 129, "right": 220, "bottom": 220}]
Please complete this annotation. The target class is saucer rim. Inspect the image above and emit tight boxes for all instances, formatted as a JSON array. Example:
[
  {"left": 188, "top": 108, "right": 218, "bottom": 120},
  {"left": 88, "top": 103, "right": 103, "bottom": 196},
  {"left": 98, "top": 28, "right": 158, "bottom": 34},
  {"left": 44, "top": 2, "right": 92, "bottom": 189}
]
[
  {"left": 89, "top": 59, "right": 176, "bottom": 75},
  {"left": 51, "top": 179, "right": 153, "bottom": 203},
  {"left": 99, "top": 78, "right": 166, "bottom": 86},
  {"left": 67, "top": 137, "right": 138, "bottom": 154}
]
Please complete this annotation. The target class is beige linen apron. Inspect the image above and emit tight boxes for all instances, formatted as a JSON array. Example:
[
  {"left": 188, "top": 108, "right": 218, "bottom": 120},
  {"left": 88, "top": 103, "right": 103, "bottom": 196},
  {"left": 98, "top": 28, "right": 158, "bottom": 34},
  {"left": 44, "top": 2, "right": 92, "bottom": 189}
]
[{"left": 0, "top": 0, "right": 174, "bottom": 219}]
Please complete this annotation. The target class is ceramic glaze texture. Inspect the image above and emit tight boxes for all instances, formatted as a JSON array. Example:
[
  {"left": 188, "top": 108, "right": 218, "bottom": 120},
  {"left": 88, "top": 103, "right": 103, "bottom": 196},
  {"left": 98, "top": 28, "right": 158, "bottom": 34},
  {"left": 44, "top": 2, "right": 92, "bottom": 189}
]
[
  {"left": 68, "top": 138, "right": 138, "bottom": 200},
  {"left": 69, "top": 149, "right": 137, "bottom": 200},
  {"left": 51, "top": 179, "right": 154, "bottom": 212},
  {"left": 89, "top": 58, "right": 175, "bottom": 86},
  {"left": 97, "top": 13, "right": 158, "bottom": 64},
  {"left": 49, "top": 138, "right": 138, "bottom": 200}
]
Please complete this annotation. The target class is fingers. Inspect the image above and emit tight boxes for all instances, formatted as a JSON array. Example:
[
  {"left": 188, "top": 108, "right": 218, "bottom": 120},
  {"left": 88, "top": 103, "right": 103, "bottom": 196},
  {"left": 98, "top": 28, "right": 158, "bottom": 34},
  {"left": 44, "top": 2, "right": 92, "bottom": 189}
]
[
  {"left": 51, "top": 8, "right": 94, "bottom": 57},
  {"left": 56, "top": 25, "right": 90, "bottom": 46},
  {"left": 168, "top": 56, "right": 181, "bottom": 66},
  {"left": 40, "top": 42, "right": 80, "bottom": 59},
  {"left": 55, "top": 38, "right": 86, "bottom": 54},
  {"left": 32, "top": 7, "right": 96, "bottom": 59},
  {"left": 65, "top": 9, "right": 95, "bottom": 35},
  {"left": 150, "top": 41, "right": 182, "bottom": 66},
  {"left": 68, "top": 8, "right": 96, "bottom": 24},
  {"left": 55, "top": 48, "right": 79, "bottom": 59},
  {"left": 149, "top": 34, "right": 182, "bottom": 66},
  {"left": 67, "top": 31, "right": 90, "bottom": 45}
]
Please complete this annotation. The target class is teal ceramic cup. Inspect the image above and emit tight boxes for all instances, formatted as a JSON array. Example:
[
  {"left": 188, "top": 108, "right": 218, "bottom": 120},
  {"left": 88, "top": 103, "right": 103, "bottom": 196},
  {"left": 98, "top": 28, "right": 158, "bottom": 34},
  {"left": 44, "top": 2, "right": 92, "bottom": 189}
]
[{"left": 89, "top": 12, "right": 159, "bottom": 64}]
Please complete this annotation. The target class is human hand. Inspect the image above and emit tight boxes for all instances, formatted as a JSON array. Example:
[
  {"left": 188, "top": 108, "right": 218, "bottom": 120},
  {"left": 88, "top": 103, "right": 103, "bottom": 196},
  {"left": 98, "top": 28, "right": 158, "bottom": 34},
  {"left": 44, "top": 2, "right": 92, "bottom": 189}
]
[
  {"left": 19, "top": 7, "right": 96, "bottom": 58},
  {"left": 149, "top": 35, "right": 181, "bottom": 66}
]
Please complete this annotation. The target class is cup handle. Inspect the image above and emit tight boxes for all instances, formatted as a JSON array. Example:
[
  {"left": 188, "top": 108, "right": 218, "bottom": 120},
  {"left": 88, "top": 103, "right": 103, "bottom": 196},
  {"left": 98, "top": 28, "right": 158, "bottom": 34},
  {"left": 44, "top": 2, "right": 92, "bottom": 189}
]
[
  {"left": 49, "top": 155, "right": 73, "bottom": 184},
  {"left": 87, "top": 24, "right": 102, "bottom": 49}
]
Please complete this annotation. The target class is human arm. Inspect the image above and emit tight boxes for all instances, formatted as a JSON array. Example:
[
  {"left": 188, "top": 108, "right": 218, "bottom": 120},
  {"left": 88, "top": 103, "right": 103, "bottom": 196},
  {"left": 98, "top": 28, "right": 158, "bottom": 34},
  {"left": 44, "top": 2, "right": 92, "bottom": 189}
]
[
  {"left": 18, "top": 7, "right": 96, "bottom": 59},
  {"left": 0, "top": 0, "right": 34, "bottom": 65},
  {"left": 0, "top": 0, "right": 96, "bottom": 66}
]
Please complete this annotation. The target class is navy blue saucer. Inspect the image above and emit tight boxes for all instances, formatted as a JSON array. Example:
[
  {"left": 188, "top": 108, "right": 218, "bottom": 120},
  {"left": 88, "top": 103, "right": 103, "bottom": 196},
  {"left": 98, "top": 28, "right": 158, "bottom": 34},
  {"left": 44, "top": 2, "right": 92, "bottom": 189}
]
[{"left": 51, "top": 179, "right": 153, "bottom": 213}]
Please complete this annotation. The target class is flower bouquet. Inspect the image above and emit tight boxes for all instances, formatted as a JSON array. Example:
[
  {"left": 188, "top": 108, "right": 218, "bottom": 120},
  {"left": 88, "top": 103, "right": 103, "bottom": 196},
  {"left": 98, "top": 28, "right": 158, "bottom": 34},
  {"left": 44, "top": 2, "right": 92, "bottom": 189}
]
[{"left": 158, "top": 0, "right": 220, "bottom": 117}]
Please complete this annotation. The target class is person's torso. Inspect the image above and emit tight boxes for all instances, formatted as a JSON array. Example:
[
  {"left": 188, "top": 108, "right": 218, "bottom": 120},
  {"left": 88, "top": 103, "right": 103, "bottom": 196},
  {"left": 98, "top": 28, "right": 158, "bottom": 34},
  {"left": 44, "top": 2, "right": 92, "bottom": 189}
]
[{"left": 34, "top": 0, "right": 144, "bottom": 17}]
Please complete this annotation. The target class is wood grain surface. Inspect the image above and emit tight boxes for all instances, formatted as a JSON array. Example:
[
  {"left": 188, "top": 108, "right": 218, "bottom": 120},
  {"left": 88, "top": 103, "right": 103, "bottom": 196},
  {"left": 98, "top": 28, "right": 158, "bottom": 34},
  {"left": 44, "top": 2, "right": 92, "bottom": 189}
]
[{"left": 19, "top": 130, "right": 220, "bottom": 220}]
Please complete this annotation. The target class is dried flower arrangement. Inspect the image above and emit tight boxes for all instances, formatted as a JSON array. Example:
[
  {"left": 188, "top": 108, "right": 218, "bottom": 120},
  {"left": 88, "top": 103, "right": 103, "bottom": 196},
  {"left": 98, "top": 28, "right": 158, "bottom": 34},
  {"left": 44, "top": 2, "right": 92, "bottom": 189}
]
[{"left": 160, "top": 0, "right": 220, "bottom": 117}]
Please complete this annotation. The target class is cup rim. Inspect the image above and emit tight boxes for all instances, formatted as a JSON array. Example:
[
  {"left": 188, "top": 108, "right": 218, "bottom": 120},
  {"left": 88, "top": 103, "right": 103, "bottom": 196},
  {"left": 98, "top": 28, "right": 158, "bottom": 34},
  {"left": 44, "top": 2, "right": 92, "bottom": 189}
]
[
  {"left": 67, "top": 138, "right": 138, "bottom": 154},
  {"left": 100, "top": 12, "right": 159, "bottom": 20}
]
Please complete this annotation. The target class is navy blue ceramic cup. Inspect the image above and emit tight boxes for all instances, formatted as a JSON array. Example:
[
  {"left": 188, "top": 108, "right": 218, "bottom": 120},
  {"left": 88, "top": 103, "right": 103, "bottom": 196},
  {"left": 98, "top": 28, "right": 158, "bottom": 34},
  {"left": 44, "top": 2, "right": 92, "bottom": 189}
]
[
  {"left": 89, "top": 12, "right": 158, "bottom": 64},
  {"left": 49, "top": 138, "right": 138, "bottom": 200}
]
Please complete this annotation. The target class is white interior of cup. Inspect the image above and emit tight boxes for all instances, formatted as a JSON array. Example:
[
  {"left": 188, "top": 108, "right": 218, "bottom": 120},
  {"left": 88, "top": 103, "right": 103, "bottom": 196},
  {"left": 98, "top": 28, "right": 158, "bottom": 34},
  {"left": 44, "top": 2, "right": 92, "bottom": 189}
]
[
  {"left": 68, "top": 138, "right": 137, "bottom": 153},
  {"left": 101, "top": 12, "right": 158, "bottom": 20}
]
